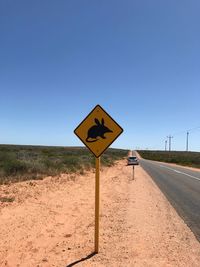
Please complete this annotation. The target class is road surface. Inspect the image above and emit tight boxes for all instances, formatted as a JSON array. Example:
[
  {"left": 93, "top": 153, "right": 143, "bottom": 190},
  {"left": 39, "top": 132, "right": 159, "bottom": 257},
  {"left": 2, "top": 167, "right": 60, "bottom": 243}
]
[{"left": 140, "top": 158, "right": 200, "bottom": 242}]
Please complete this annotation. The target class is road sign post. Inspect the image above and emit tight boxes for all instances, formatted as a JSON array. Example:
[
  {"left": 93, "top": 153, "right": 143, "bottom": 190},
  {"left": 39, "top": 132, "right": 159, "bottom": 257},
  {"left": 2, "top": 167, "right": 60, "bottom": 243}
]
[
  {"left": 74, "top": 104, "right": 123, "bottom": 253},
  {"left": 95, "top": 157, "right": 100, "bottom": 253}
]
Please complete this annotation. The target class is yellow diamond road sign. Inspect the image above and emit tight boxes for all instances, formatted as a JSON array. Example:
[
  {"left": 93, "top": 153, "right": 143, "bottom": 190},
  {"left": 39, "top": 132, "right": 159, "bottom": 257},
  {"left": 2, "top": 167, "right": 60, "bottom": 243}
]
[{"left": 74, "top": 105, "right": 123, "bottom": 158}]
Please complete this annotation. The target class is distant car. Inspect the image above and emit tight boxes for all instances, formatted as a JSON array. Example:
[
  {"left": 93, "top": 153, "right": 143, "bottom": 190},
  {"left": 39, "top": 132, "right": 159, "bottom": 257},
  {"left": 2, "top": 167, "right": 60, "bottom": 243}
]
[{"left": 127, "top": 156, "right": 139, "bottom": 165}]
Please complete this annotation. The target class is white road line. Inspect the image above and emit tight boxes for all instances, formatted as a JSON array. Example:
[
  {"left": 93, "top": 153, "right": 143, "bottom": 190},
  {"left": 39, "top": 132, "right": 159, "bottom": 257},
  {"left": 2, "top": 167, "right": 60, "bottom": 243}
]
[
  {"left": 174, "top": 170, "right": 182, "bottom": 174},
  {"left": 159, "top": 164, "right": 200, "bottom": 182}
]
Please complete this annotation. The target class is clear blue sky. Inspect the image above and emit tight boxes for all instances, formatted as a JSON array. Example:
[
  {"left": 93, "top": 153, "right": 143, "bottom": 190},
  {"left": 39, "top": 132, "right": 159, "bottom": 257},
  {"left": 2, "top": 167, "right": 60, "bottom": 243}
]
[{"left": 1, "top": 0, "right": 200, "bottom": 151}]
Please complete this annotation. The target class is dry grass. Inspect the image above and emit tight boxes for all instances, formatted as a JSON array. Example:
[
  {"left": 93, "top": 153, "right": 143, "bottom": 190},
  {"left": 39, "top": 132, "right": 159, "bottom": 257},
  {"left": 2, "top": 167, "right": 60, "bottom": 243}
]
[
  {"left": 138, "top": 150, "right": 200, "bottom": 168},
  {"left": 0, "top": 145, "right": 128, "bottom": 184}
]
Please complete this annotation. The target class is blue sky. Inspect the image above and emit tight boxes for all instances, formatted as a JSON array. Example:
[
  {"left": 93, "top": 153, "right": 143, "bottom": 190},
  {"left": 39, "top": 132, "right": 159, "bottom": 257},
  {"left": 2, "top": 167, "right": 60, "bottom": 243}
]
[{"left": 1, "top": 0, "right": 200, "bottom": 151}]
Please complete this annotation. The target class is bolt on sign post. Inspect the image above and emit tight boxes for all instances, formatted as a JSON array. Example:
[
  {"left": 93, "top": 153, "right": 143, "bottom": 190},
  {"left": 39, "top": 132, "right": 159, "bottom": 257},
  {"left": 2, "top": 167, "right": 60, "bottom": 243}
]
[{"left": 74, "top": 105, "right": 123, "bottom": 253}]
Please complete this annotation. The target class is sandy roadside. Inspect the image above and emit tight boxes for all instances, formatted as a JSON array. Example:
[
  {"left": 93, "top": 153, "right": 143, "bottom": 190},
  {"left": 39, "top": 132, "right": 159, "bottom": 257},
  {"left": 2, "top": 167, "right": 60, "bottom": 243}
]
[{"left": 0, "top": 160, "right": 200, "bottom": 267}]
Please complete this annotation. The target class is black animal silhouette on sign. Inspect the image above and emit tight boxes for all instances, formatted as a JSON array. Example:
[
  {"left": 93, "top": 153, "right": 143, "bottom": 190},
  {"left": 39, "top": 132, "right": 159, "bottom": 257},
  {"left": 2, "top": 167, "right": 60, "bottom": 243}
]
[{"left": 86, "top": 118, "right": 113, "bottom": 142}]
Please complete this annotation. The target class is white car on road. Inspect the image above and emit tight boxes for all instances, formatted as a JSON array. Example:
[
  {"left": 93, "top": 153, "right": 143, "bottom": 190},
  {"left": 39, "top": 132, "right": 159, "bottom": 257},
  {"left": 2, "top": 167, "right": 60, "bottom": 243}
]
[{"left": 127, "top": 156, "right": 139, "bottom": 165}]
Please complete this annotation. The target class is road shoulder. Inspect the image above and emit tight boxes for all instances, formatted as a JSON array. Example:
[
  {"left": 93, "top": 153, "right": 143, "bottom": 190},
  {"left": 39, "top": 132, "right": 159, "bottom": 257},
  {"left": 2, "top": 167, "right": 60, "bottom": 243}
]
[{"left": 0, "top": 160, "right": 200, "bottom": 266}]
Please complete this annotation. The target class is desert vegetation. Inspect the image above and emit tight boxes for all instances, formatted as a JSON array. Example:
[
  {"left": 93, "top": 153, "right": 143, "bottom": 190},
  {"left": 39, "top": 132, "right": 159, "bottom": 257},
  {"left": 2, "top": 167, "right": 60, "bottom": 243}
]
[
  {"left": 138, "top": 150, "right": 200, "bottom": 168},
  {"left": 0, "top": 145, "right": 128, "bottom": 184}
]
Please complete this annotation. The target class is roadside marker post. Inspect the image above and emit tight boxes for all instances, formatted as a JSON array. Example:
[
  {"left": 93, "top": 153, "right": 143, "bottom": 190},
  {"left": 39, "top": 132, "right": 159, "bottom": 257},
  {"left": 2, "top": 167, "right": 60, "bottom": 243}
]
[
  {"left": 133, "top": 165, "right": 135, "bottom": 180},
  {"left": 74, "top": 105, "right": 123, "bottom": 253}
]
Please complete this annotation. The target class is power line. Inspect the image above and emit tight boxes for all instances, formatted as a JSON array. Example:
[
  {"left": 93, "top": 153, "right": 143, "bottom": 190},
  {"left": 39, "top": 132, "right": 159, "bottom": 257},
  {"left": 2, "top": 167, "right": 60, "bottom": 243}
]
[
  {"left": 172, "top": 126, "right": 200, "bottom": 137},
  {"left": 188, "top": 126, "right": 200, "bottom": 132},
  {"left": 164, "top": 125, "right": 200, "bottom": 151}
]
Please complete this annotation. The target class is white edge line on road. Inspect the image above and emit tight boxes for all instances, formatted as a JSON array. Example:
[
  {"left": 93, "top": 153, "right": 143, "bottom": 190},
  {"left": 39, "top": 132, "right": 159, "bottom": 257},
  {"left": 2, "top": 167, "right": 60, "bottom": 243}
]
[{"left": 159, "top": 164, "right": 200, "bottom": 182}]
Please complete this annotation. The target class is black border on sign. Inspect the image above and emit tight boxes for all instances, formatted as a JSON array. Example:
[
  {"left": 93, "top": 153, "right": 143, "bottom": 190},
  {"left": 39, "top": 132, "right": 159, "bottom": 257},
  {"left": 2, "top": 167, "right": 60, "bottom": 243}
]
[{"left": 74, "top": 104, "right": 124, "bottom": 158}]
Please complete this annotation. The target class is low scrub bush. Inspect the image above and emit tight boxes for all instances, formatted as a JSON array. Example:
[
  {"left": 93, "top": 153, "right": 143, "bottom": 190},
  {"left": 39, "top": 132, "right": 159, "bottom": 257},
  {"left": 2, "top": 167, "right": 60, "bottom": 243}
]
[
  {"left": 0, "top": 145, "right": 128, "bottom": 184},
  {"left": 3, "top": 159, "right": 29, "bottom": 176},
  {"left": 138, "top": 150, "right": 200, "bottom": 168}
]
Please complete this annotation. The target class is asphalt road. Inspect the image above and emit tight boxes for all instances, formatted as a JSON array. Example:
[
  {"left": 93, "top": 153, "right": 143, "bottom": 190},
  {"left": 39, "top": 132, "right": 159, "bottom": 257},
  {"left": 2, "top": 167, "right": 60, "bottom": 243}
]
[{"left": 140, "top": 158, "right": 200, "bottom": 242}]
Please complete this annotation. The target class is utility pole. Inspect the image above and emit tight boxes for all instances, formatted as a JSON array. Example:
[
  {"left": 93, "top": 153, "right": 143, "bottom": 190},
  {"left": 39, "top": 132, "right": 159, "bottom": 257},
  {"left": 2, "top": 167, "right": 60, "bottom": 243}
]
[
  {"left": 186, "top": 131, "right": 189, "bottom": 152},
  {"left": 167, "top": 135, "right": 173, "bottom": 151},
  {"left": 165, "top": 140, "right": 167, "bottom": 151}
]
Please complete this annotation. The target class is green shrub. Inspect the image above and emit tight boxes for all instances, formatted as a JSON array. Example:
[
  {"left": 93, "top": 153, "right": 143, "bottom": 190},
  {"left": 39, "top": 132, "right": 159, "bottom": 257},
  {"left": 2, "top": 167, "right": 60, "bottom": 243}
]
[
  {"left": 0, "top": 145, "right": 128, "bottom": 184},
  {"left": 3, "top": 159, "right": 28, "bottom": 176},
  {"left": 138, "top": 150, "right": 200, "bottom": 168}
]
